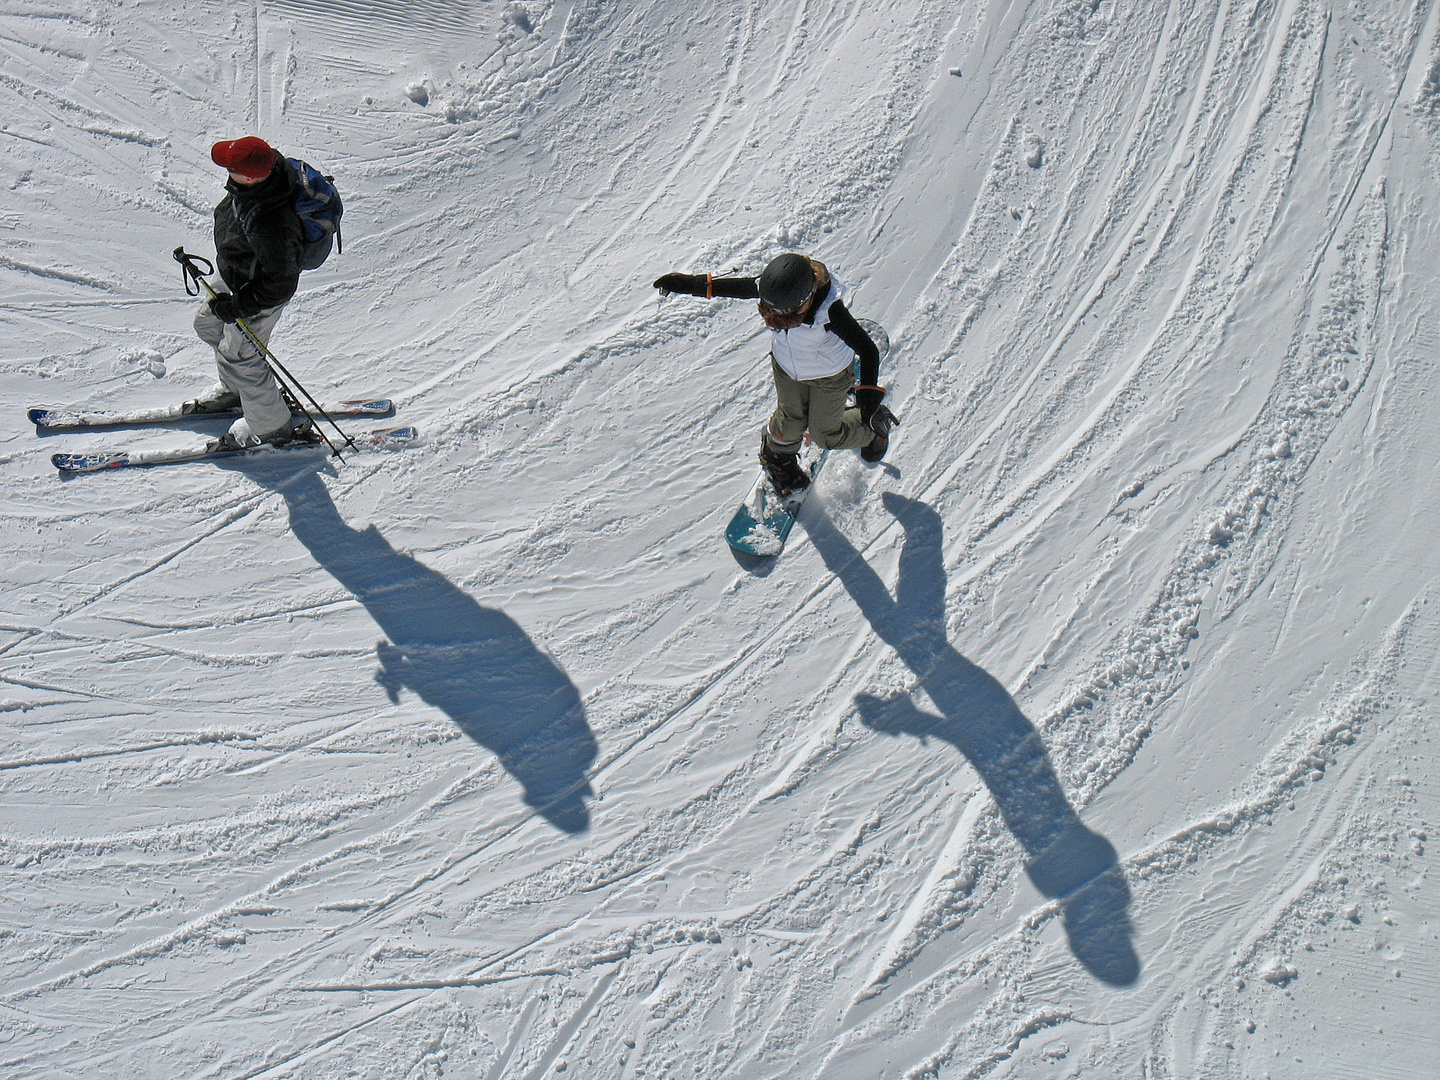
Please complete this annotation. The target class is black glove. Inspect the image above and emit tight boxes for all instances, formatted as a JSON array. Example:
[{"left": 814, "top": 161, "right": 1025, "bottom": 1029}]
[
  {"left": 208, "top": 292, "right": 242, "bottom": 324},
  {"left": 854, "top": 386, "right": 886, "bottom": 425},
  {"left": 869, "top": 404, "right": 899, "bottom": 439},
  {"left": 653, "top": 273, "right": 708, "bottom": 297},
  {"left": 855, "top": 386, "right": 899, "bottom": 438}
]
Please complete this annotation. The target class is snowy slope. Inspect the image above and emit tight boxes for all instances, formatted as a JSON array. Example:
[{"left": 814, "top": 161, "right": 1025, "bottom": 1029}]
[{"left": 2, "top": 0, "right": 1438, "bottom": 1077}]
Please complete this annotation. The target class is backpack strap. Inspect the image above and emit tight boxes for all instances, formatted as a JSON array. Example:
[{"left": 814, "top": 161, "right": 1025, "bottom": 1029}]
[{"left": 325, "top": 173, "right": 342, "bottom": 255}]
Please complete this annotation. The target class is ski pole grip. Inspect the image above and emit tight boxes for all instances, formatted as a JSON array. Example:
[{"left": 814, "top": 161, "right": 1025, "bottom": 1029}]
[{"left": 172, "top": 247, "right": 216, "bottom": 298}]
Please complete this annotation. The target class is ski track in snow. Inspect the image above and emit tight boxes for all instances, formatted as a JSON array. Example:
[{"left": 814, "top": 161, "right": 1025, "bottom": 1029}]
[{"left": 1, "top": 0, "right": 1438, "bottom": 1077}]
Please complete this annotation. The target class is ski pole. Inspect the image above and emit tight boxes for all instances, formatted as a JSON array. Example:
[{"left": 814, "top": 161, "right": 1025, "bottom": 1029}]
[
  {"left": 175, "top": 248, "right": 342, "bottom": 459},
  {"left": 175, "top": 247, "right": 352, "bottom": 455},
  {"left": 172, "top": 248, "right": 355, "bottom": 455},
  {"left": 174, "top": 247, "right": 348, "bottom": 456}
]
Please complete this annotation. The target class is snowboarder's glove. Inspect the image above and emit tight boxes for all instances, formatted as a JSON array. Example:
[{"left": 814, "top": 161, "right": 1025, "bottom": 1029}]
[
  {"left": 855, "top": 386, "right": 898, "bottom": 438},
  {"left": 869, "top": 404, "right": 899, "bottom": 439},
  {"left": 209, "top": 292, "right": 242, "bottom": 324},
  {"left": 855, "top": 386, "right": 886, "bottom": 425},
  {"left": 653, "top": 273, "right": 709, "bottom": 297}
]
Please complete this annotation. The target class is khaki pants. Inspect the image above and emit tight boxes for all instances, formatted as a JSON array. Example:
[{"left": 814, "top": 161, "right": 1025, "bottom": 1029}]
[
  {"left": 765, "top": 358, "right": 873, "bottom": 454},
  {"left": 193, "top": 303, "right": 292, "bottom": 436}
]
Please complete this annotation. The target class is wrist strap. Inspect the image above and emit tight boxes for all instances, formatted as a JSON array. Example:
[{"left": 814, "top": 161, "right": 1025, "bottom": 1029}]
[{"left": 855, "top": 384, "right": 886, "bottom": 394}]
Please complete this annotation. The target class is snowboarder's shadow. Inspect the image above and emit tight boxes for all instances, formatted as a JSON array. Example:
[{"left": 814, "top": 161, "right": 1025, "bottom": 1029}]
[
  {"left": 240, "top": 463, "right": 596, "bottom": 834},
  {"left": 804, "top": 493, "right": 1140, "bottom": 986}
]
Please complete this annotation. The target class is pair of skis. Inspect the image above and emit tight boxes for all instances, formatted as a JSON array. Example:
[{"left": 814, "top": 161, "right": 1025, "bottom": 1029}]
[
  {"left": 725, "top": 319, "right": 892, "bottom": 559},
  {"left": 30, "top": 398, "right": 415, "bottom": 474},
  {"left": 34, "top": 249, "right": 418, "bottom": 474}
]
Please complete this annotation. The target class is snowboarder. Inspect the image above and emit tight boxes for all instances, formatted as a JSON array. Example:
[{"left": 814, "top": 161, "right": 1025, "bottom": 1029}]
[
  {"left": 653, "top": 253, "right": 896, "bottom": 493},
  {"left": 190, "top": 136, "right": 314, "bottom": 448}
]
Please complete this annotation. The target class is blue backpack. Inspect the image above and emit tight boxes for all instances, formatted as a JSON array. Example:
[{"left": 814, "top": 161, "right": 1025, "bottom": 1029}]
[{"left": 288, "top": 157, "right": 342, "bottom": 270}]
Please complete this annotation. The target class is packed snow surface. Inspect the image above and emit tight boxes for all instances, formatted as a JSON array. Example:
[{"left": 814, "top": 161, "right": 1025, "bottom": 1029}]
[{"left": 2, "top": 1, "right": 1438, "bottom": 1077}]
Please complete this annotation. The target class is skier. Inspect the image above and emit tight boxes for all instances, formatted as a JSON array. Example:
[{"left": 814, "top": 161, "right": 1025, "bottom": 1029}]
[
  {"left": 189, "top": 136, "right": 315, "bottom": 449},
  {"left": 653, "top": 253, "right": 896, "bottom": 493}
]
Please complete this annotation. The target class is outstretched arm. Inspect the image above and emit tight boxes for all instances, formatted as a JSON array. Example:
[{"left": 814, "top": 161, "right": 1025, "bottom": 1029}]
[{"left": 653, "top": 273, "right": 759, "bottom": 299}]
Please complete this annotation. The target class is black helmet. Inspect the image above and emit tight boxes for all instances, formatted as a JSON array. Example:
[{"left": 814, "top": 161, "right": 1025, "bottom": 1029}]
[{"left": 758, "top": 253, "right": 816, "bottom": 314}]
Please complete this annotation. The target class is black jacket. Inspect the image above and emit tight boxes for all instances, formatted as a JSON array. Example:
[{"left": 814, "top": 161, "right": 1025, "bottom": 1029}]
[{"left": 213, "top": 159, "right": 303, "bottom": 317}]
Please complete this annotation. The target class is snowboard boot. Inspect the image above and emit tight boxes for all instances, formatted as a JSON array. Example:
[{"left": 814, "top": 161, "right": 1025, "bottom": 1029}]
[
  {"left": 760, "top": 441, "right": 810, "bottom": 496},
  {"left": 861, "top": 433, "right": 888, "bottom": 463},
  {"left": 182, "top": 387, "right": 242, "bottom": 415}
]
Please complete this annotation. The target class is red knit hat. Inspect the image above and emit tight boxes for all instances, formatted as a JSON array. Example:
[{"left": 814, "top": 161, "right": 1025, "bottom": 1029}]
[{"left": 210, "top": 137, "right": 276, "bottom": 179}]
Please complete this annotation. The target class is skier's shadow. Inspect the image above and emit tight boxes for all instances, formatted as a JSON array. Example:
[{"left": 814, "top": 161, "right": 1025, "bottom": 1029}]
[
  {"left": 244, "top": 464, "right": 596, "bottom": 833},
  {"left": 804, "top": 494, "right": 1140, "bottom": 985}
]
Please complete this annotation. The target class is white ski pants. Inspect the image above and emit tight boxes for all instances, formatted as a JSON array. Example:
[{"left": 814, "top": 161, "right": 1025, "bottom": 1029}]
[{"left": 193, "top": 302, "right": 292, "bottom": 437}]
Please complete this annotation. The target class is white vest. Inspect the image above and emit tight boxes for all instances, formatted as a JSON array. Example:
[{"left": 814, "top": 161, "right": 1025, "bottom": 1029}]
[{"left": 769, "top": 274, "right": 855, "bottom": 381}]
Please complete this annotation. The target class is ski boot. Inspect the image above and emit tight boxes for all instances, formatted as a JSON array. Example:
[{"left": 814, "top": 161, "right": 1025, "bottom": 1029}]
[
  {"left": 213, "top": 416, "right": 320, "bottom": 452},
  {"left": 272, "top": 418, "right": 322, "bottom": 448},
  {"left": 760, "top": 440, "right": 811, "bottom": 496},
  {"left": 182, "top": 387, "right": 242, "bottom": 415}
]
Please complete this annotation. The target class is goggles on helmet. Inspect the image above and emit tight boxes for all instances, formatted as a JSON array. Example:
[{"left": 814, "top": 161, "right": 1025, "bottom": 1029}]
[
  {"left": 759, "top": 295, "right": 809, "bottom": 317},
  {"left": 758, "top": 298, "right": 813, "bottom": 331}
]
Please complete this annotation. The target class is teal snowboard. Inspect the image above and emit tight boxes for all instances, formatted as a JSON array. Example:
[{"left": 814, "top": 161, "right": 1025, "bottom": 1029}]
[{"left": 726, "top": 319, "right": 891, "bottom": 557}]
